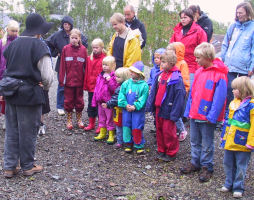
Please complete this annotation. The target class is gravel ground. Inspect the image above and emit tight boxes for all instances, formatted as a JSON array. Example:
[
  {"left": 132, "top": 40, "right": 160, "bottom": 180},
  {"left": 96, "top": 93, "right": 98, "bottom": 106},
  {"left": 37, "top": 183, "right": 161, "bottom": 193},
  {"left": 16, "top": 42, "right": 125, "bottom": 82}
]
[{"left": 0, "top": 70, "right": 254, "bottom": 200}]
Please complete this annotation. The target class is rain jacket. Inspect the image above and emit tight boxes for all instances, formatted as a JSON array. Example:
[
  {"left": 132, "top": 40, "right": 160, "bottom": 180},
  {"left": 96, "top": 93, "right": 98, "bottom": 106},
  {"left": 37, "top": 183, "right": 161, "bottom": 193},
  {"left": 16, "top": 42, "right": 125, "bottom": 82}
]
[
  {"left": 83, "top": 52, "right": 106, "bottom": 92},
  {"left": 108, "top": 28, "right": 141, "bottom": 68},
  {"left": 146, "top": 66, "right": 186, "bottom": 121},
  {"left": 147, "top": 48, "right": 165, "bottom": 86},
  {"left": 0, "top": 35, "right": 17, "bottom": 79},
  {"left": 59, "top": 43, "right": 87, "bottom": 87},
  {"left": 172, "top": 42, "right": 190, "bottom": 92},
  {"left": 91, "top": 71, "right": 118, "bottom": 107},
  {"left": 118, "top": 78, "right": 149, "bottom": 111},
  {"left": 221, "top": 98, "right": 254, "bottom": 152},
  {"left": 197, "top": 12, "right": 213, "bottom": 43},
  {"left": 46, "top": 16, "right": 88, "bottom": 72},
  {"left": 184, "top": 58, "right": 228, "bottom": 123},
  {"left": 170, "top": 22, "right": 207, "bottom": 73},
  {"left": 220, "top": 20, "right": 254, "bottom": 74}
]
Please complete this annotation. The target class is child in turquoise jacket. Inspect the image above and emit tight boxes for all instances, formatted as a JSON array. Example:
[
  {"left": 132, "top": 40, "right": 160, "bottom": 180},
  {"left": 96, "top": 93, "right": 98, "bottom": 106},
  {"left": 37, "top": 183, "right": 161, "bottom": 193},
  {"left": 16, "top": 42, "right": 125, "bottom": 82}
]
[{"left": 118, "top": 61, "right": 149, "bottom": 154}]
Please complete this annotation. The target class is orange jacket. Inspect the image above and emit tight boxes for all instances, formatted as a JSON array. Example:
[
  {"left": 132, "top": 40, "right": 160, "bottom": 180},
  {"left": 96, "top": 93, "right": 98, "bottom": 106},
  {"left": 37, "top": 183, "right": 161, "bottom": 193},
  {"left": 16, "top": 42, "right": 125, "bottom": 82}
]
[{"left": 172, "top": 42, "right": 190, "bottom": 93}]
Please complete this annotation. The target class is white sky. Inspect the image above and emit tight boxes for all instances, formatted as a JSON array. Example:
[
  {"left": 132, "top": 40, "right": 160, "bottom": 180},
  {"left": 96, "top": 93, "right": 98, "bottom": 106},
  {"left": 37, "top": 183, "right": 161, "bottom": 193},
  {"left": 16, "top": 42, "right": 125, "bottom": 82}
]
[{"left": 183, "top": 0, "right": 243, "bottom": 24}]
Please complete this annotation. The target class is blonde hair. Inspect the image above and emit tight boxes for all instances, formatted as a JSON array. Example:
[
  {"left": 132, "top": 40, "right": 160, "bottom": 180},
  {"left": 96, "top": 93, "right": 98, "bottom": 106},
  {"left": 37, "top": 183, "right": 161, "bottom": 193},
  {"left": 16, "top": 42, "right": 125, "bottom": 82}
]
[
  {"left": 194, "top": 42, "right": 215, "bottom": 61},
  {"left": 102, "top": 56, "right": 116, "bottom": 71},
  {"left": 161, "top": 50, "right": 177, "bottom": 66},
  {"left": 2, "top": 20, "right": 19, "bottom": 46},
  {"left": 90, "top": 38, "right": 107, "bottom": 60},
  {"left": 231, "top": 76, "right": 254, "bottom": 99},
  {"left": 115, "top": 67, "right": 131, "bottom": 82},
  {"left": 110, "top": 13, "right": 125, "bottom": 24},
  {"left": 70, "top": 28, "right": 81, "bottom": 45},
  {"left": 167, "top": 43, "right": 176, "bottom": 52}
]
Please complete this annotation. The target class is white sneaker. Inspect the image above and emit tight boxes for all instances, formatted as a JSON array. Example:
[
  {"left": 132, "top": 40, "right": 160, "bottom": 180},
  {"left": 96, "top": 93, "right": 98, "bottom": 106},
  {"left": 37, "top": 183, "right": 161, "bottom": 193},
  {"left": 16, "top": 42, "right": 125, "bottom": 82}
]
[
  {"left": 220, "top": 186, "right": 230, "bottom": 192},
  {"left": 38, "top": 124, "right": 46, "bottom": 136},
  {"left": 233, "top": 191, "right": 243, "bottom": 198},
  {"left": 57, "top": 109, "right": 65, "bottom": 116}
]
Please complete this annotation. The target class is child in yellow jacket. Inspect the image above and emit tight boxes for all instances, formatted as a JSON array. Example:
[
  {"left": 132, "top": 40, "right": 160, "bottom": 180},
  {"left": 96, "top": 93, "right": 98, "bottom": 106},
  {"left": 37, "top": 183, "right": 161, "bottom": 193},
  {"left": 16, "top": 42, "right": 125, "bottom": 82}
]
[{"left": 220, "top": 76, "right": 254, "bottom": 198}]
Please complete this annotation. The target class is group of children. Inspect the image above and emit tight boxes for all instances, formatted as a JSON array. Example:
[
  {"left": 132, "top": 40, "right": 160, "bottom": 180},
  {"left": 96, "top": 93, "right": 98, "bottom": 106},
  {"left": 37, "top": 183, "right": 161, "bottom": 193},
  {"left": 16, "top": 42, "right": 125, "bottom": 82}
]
[
  {"left": 57, "top": 27, "right": 254, "bottom": 198},
  {"left": 1, "top": 19, "right": 253, "bottom": 197}
]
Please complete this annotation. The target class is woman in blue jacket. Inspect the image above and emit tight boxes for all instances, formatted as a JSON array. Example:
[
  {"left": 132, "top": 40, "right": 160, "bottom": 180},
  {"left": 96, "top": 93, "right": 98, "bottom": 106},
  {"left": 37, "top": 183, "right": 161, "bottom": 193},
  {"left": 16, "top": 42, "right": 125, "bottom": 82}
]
[{"left": 220, "top": 2, "right": 254, "bottom": 114}]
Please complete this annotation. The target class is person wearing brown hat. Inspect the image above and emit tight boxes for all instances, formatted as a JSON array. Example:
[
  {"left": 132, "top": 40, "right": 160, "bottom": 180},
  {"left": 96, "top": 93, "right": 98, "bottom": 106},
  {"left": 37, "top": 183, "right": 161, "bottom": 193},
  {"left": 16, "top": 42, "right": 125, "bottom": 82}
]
[{"left": 3, "top": 13, "right": 54, "bottom": 178}]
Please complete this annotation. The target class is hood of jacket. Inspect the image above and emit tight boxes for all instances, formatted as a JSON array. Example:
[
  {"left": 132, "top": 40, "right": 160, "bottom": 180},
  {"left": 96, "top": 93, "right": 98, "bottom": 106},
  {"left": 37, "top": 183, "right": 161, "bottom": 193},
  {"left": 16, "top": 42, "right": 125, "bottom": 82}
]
[
  {"left": 61, "top": 16, "right": 74, "bottom": 30},
  {"left": 202, "top": 58, "right": 228, "bottom": 75},
  {"left": 198, "top": 12, "right": 208, "bottom": 23},
  {"left": 172, "top": 42, "right": 185, "bottom": 62},
  {"left": 152, "top": 48, "right": 165, "bottom": 68}
]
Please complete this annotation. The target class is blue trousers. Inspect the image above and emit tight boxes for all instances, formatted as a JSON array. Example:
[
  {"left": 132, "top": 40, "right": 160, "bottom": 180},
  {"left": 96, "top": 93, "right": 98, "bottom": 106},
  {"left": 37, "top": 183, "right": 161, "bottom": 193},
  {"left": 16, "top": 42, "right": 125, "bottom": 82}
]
[
  {"left": 190, "top": 119, "right": 216, "bottom": 172},
  {"left": 116, "top": 125, "right": 123, "bottom": 145},
  {"left": 4, "top": 101, "right": 42, "bottom": 170},
  {"left": 223, "top": 150, "right": 251, "bottom": 193}
]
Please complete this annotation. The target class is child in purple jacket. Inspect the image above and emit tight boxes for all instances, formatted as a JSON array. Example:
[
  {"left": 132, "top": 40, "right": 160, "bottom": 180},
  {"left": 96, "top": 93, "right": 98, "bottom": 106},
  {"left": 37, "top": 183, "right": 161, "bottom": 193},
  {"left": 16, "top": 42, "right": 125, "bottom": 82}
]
[
  {"left": 0, "top": 20, "right": 19, "bottom": 120},
  {"left": 92, "top": 56, "right": 119, "bottom": 144}
]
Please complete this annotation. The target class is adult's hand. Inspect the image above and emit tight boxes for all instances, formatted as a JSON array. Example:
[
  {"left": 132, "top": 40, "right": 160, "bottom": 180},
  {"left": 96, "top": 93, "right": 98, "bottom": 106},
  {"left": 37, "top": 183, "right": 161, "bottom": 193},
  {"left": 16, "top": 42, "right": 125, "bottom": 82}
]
[{"left": 248, "top": 70, "right": 253, "bottom": 77}]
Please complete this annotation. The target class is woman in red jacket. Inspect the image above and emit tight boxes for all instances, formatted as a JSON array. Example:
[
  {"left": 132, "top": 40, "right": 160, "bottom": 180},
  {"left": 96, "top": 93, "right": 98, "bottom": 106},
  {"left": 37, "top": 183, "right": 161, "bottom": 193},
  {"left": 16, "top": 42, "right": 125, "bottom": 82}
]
[
  {"left": 59, "top": 28, "right": 88, "bottom": 130},
  {"left": 170, "top": 8, "right": 207, "bottom": 86},
  {"left": 83, "top": 38, "right": 106, "bottom": 132}
]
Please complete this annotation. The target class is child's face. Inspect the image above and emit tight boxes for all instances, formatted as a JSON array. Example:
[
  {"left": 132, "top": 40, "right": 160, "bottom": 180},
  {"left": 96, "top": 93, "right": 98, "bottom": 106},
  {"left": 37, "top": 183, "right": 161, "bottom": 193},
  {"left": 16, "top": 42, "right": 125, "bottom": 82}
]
[
  {"left": 160, "top": 59, "right": 173, "bottom": 71},
  {"left": 92, "top": 44, "right": 103, "bottom": 55},
  {"left": 195, "top": 55, "right": 212, "bottom": 68},
  {"left": 232, "top": 88, "right": 241, "bottom": 99},
  {"left": 7, "top": 27, "right": 18, "bottom": 37},
  {"left": 116, "top": 76, "right": 124, "bottom": 84},
  {"left": 102, "top": 63, "right": 111, "bottom": 73},
  {"left": 130, "top": 71, "right": 140, "bottom": 80},
  {"left": 154, "top": 54, "right": 161, "bottom": 65},
  {"left": 70, "top": 33, "right": 80, "bottom": 46}
]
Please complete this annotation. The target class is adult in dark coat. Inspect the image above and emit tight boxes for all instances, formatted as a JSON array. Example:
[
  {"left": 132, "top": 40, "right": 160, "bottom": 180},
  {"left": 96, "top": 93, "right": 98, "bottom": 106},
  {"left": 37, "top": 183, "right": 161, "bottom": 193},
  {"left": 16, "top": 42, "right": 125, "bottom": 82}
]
[
  {"left": 124, "top": 5, "right": 147, "bottom": 49},
  {"left": 46, "top": 16, "right": 88, "bottom": 116},
  {"left": 189, "top": 5, "right": 213, "bottom": 43},
  {"left": 3, "top": 13, "right": 54, "bottom": 178}
]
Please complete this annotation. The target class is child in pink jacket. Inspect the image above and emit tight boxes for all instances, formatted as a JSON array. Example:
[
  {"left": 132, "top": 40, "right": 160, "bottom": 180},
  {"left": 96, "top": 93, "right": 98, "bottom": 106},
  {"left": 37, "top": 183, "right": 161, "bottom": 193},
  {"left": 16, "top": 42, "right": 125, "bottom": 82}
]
[{"left": 92, "top": 56, "right": 119, "bottom": 144}]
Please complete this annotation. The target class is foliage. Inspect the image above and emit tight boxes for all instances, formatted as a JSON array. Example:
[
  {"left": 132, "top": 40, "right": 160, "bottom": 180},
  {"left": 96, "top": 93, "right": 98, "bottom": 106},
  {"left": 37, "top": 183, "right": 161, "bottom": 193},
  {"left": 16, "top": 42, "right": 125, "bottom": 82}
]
[
  {"left": 212, "top": 20, "right": 228, "bottom": 35},
  {"left": 138, "top": 0, "right": 184, "bottom": 65}
]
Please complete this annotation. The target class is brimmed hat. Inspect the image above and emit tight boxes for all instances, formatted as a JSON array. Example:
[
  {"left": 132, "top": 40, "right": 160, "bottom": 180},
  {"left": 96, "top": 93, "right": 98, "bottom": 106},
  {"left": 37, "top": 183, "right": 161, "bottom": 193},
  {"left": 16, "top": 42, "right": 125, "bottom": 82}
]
[
  {"left": 21, "top": 13, "right": 52, "bottom": 36},
  {"left": 129, "top": 61, "right": 145, "bottom": 78}
]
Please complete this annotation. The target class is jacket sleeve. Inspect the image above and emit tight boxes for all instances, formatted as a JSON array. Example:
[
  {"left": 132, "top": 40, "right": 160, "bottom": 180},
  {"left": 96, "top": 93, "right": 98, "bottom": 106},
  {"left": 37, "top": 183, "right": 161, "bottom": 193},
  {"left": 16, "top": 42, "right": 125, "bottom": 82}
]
[
  {"left": 184, "top": 87, "right": 192, "bottom": 118},
  {"left": 118, "top": 81, "right": 128, "bottom": 108},
  {"left": 170, "top": 32, "right": 176, "bottom": 43},
  {"left": 81, "top": 34, "right": 88, "bottom": 48},
  {"left": 108, "top": 76, "right": 118, "bottom": 94},
  {"left": 198, "top": 28, "right": 207, "bottom": 44},
  {"left": 133, "top": 83, "right": 149, "bottom": 111},
  {"left": 106, "top": 87, "right": 120, "bottom": 108},
  {"left": 206, "top": 19, "right": 213, "bottom": 43},
  {"left": 220, "top": 24, "right": 235, "bottom": 61},
  {"left": 180, "top": 62, "right": 190, "bottom": 93},
  {"left": 46, "top": 34, "right": 58, "bottom": 57},
  {"left": 249, "top": 34, "right": 254, "bottom": 72},
  {"left": 246, "top": 107, "right": 254, "bottom": 148},
  {"left": 59, "top": 48, "right": 66, "bottom": 87},
  {"left": 91, "top": 77, "right": 99, "bottom": 107},
  {"left": 170, "top": 80, "right": 186, "bottom": 121},
  {"left": 124, "top": 37, "right": 141, "bottom": 68},
  {"left": 83, "top": 57, "right": 90, "bottom": 91},
  {"left": 206, "top": 77, "right": 227, "bottom": 123},
  {"left": 139, "top": 22, "right": 147, "bottom": 49},
  {"left": 147, "top": 68, "right": 154, "bottom": 86}
]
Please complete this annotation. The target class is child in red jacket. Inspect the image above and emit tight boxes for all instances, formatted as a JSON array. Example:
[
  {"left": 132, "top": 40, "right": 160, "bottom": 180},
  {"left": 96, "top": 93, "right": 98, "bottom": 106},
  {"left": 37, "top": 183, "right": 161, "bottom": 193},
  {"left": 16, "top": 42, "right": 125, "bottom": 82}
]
[
  {"left": 83, "top": 38, "right": 106, "bottom": 132},
  {"left": 59, "top": 28, "right": 88, "bottom": 130}
]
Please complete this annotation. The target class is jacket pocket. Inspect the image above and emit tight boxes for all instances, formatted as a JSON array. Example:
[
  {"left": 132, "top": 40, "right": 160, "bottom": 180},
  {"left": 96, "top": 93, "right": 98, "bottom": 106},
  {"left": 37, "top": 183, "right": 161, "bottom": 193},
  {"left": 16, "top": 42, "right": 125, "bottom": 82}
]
[
  {"left": 198, "top": 99, "right": 212, "bottom": 115},
  {"left": 234, "top": 129, "right": 248, "bottom": 146}
]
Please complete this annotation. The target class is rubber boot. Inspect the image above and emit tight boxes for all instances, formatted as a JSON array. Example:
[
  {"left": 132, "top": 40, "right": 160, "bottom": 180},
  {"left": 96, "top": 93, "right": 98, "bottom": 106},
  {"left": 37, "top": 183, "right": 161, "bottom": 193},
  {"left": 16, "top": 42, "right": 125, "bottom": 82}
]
[
  {"left": 76, "top": 112, "right": 84, "bottom": 129},
  {"left": 94, "top": 127, "right": 107, "bottom": 141},
  {"left": 66, "top": 112, "right": 73, "bottom": 130},
  {"left": 106, "top": 130, "right": 115, "bottom": 144},
  {"left": 95, "top": 126, "right": 100, "bottom": 134},
  {"left": 84, "top": 117, "right": 95, "bottom": 131}
]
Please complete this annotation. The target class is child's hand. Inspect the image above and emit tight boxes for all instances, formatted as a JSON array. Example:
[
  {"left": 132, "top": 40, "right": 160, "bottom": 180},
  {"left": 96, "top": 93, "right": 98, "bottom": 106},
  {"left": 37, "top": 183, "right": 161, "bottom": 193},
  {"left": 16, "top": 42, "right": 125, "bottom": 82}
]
[
  {"left": 38, "top": 82, "right": 44, "bottom": 87},
  {"left": 130, "top": 105, "right": 136, "bottom": 111},
  {"left": 126, "top": 104, "right": 132, "bottom": 112},
  {"left": 101, "top": 103, "right": 107, "bottom": 108},
  {"left": 106, "top": 76, "right": 111, "bottom": 81}
]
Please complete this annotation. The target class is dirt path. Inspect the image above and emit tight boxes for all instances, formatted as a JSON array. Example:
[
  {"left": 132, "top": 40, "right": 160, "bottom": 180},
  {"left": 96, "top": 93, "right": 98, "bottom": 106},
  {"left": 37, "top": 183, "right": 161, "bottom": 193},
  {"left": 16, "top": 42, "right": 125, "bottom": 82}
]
[{"left": 0, "top": 72, "right": 254, "bottom": 200}]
